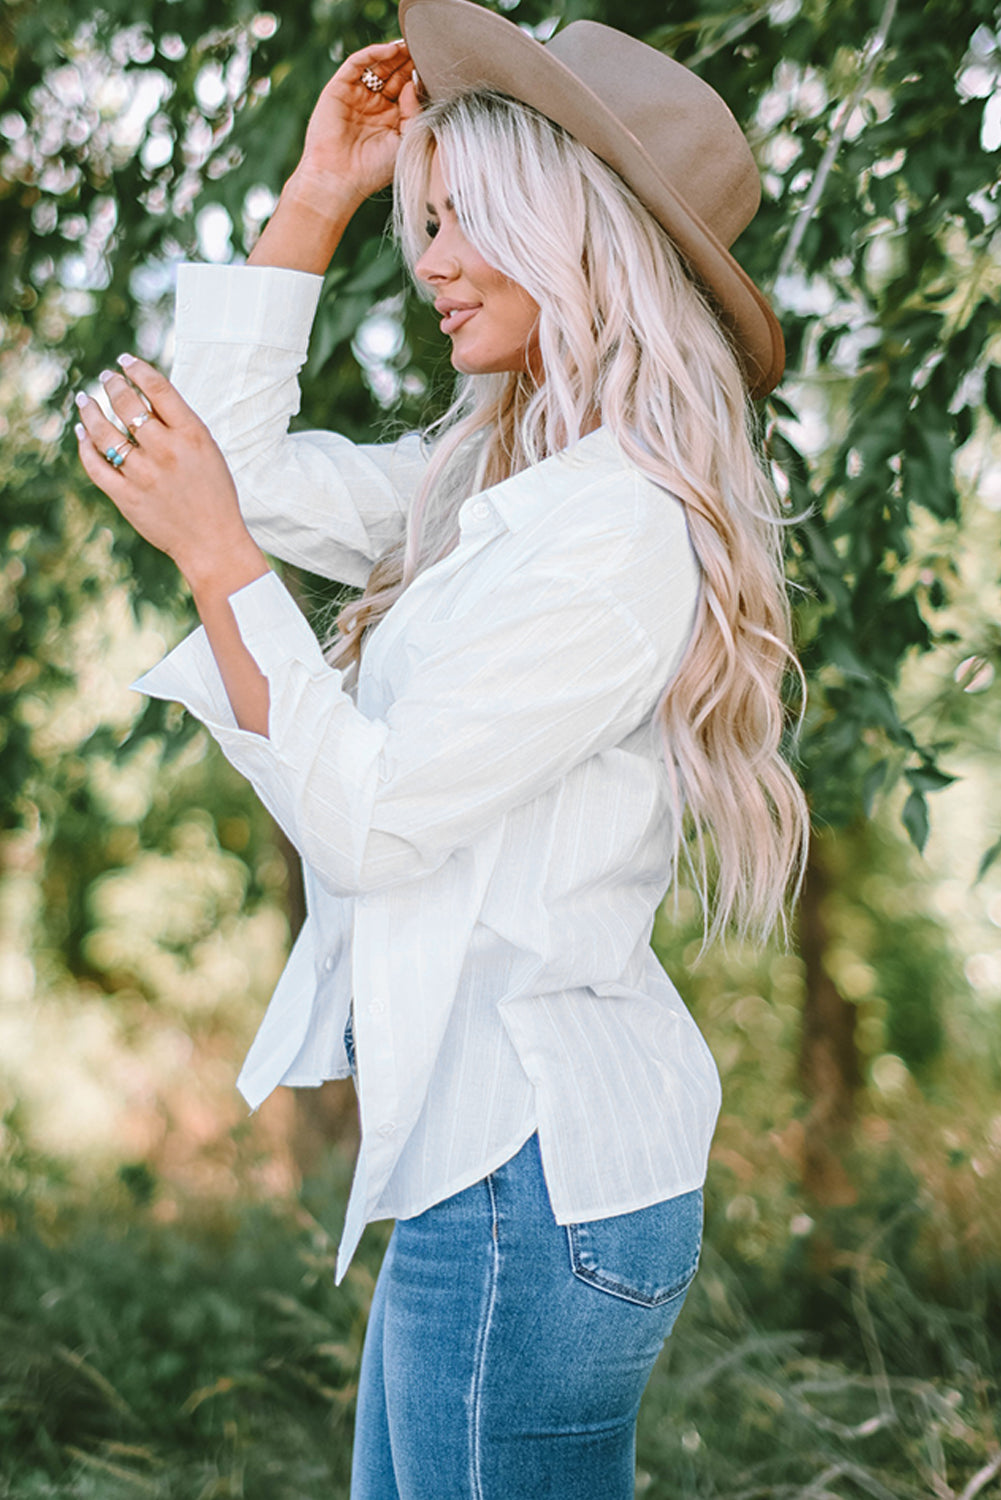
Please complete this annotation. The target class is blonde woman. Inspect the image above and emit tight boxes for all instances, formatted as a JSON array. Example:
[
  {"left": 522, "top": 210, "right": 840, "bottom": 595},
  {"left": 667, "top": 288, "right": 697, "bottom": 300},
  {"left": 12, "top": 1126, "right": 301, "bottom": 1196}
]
[{"left": 75, "top": 0, "right": 808, "bottom": 1493}]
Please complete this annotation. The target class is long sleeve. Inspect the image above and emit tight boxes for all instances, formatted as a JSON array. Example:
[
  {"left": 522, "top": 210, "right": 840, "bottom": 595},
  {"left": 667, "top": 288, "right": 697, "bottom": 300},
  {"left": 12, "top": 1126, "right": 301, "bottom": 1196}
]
[
  {"left": 171, "top": 263, "right": 427, "bottom": 586},
  {"left": 132, "top": 451, "right": 700, "bottom": 898},
  {"left": 135, "top": 568, "right": 656, "bottom": 896}
]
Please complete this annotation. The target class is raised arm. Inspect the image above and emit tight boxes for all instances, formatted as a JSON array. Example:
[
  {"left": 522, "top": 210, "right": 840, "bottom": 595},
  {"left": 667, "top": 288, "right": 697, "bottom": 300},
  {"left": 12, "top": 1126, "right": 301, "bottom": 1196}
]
[
  {"left": 168, "top": 264, "right": 426, "bottom": 587},
  {"left": 163, "top": 41, "right": 425, "bottom": 587},
  {"left": 247, "top": 38, "right": 419, "bottom": 275},
  {"left": 74, "top": 44, "right": 425, "bottom": 727}
]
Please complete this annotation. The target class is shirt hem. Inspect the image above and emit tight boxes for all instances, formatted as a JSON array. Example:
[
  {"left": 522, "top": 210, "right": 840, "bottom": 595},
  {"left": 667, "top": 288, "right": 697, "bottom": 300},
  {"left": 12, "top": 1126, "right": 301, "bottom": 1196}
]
[
  {"left": 545, "top": 1168, "right": 710, "bottom": 1227},
  {"left": 372, "top": 1123, "right": 538, "bottom": 1223}
]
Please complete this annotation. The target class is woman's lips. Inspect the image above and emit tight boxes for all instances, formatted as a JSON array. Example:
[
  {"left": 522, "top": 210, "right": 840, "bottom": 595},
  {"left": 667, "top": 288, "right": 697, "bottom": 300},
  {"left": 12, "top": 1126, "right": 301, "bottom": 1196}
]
[{"left": 440, "top": 306, "right": 479, "bottom": 335}]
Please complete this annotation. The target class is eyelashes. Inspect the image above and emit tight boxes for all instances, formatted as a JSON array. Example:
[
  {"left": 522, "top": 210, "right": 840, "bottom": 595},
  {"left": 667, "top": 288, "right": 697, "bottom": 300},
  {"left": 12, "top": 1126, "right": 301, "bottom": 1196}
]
[{"left": 424, "top": 219, "right": 440, "bottom": 239}]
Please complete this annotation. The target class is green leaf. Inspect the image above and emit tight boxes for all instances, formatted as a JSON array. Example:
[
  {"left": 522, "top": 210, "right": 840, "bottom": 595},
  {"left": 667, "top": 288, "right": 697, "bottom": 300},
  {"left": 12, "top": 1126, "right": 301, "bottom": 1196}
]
[
  {"left": 862, "top": 759, "right": 888, "bottom": 816},
  {"left": 901, "top": 789, "right": 930, "bottom": 853},
  {"left": 905, "top": 763, "right": 957, "bottom": 794},
  {"left": 976, "top": 836, "right": 1001, "bottom": 883},
  {"left": 346, "top": 242, "right": 401, "bottom": 294},
  {"left": 823, "top": 631, "right": 871, "bottom": 680},
  {"left": 905, "top": 423, "right": 957, "bottom": 521},
  {"left": 985, "top": 364, "right": 1001, "bottom": 427},
  {"left": 768, "top": 393, "right": 799, "bottom": 421}
]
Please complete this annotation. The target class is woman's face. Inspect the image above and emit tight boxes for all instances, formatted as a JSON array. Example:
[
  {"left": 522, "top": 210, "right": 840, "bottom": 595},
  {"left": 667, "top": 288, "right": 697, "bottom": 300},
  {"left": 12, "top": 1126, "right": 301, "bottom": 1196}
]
[{"left": 414, "top": 150, "right": 542, "bottom": 379}]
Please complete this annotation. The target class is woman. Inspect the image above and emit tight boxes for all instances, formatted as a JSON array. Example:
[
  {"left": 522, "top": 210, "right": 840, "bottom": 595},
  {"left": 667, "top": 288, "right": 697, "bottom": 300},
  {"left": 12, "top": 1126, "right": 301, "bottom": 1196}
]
[{"left": 75, "top": 1, "right": 808, "bottom": 1493}]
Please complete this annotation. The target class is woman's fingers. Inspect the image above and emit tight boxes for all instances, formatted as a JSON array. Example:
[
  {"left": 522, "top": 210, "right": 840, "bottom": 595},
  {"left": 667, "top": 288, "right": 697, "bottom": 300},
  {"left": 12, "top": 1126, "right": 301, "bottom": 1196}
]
[
  {"left": 75, "top": 389, "right": 135, "bottom": 471},
  {"left": 346, "top": 39, "right": 415, "bottom": 102},
  {"left": 370, "top": 42, "right": 416, "bottom": 96},
  {"left": 74, "top": 413, "right": 131, "bottom": 512},
  {"left": 74, "top": 365, "right": 248, "bottom": 576},
  {"left": 351, "top": 38, "right": 411, "bottom": 70},
  {"left": 100, "top": 368, "right": 154, "bottom": 436},
  {"left": 74, "top": 371, "right": 160, "bottom": 499},
  {"left": 114, "top": 354, "right": 195, "bottom": 430},
  {"left": 295, "top": 39, "right": 417, "bottom": 195}
]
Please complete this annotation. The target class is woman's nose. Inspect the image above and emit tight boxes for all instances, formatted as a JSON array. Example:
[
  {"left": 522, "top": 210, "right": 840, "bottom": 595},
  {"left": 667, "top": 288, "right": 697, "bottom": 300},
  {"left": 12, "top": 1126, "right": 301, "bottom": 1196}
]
[{"left": 414, "top": 240, "right": 457, "bottom": 286}]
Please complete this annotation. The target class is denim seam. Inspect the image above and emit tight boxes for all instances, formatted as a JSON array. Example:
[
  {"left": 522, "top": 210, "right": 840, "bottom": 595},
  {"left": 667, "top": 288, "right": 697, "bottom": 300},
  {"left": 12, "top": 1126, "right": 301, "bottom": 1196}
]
[{"left": 469, "top": 1172, "right": 500, "bottom": 1500}]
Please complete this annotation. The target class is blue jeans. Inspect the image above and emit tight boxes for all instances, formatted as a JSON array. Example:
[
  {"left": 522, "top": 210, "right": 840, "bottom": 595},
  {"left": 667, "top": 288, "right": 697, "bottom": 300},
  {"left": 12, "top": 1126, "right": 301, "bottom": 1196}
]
[{"left": 349, "top": 1131, "right": 703, "bottom": 1499}]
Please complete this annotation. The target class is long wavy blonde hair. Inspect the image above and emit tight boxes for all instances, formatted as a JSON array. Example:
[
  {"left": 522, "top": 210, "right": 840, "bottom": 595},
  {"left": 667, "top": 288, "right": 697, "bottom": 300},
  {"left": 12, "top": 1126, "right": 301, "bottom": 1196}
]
[{"left": 329, "top": 89, "right": 808, "bottom": 942}]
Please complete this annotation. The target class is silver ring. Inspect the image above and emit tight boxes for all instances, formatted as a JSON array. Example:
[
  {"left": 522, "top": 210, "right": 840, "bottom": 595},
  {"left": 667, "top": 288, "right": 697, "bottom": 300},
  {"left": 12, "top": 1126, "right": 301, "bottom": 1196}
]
[
  {"left": 360, "top": 67, "right": 384, "bottom": 93},
  {"left": 128, "top": 410, "right": 151, "bottom": 434}
]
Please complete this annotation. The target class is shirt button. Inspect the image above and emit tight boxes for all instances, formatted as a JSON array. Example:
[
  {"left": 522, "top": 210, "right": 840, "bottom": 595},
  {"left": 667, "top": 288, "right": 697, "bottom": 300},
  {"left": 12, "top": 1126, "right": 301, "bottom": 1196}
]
[
  {"left": 378, "top": 1122, "right": 396, "bottom": 1138},
  {"left": 370, "top": 1000, "right": 385, "bottom": 1016},
  {"left": 471, "top": 500, "right": 490, "bottom": 520},
  {"left": 323, "top": 955, "right": 335, "bottom": 972}
]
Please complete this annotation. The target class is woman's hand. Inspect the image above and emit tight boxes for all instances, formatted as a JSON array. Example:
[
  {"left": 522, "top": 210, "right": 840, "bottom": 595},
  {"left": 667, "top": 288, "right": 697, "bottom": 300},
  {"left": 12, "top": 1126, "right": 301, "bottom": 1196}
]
[
  {"left": 75, "top": 356, "right": 272, "bottom": 736},
  {"left": 248, "top": 39, "right": 420, "bottom": 273},
  {"left": 296, "top": 38, "right": 421, "bottom": 202},
  {"left": 74, "top": 357, "right": 268, "bottom": 599}
]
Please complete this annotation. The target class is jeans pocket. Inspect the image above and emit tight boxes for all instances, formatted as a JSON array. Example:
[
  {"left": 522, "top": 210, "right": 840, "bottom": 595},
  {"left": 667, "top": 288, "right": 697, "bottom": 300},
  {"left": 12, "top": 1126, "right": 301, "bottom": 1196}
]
[{"left": 566, "top": 1187, "right": 703, "bottom": 1308}]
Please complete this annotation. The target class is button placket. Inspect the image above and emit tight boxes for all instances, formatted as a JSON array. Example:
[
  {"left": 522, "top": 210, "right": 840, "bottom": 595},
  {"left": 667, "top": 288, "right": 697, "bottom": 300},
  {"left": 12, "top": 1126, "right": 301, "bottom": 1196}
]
[{"left": 352, "top": 899, "right": 401, "bottom": 1159}]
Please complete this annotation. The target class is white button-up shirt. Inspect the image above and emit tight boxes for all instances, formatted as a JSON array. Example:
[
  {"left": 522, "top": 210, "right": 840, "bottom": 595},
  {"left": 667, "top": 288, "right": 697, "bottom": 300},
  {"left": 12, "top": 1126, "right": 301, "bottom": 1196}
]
[{"left": 135, "top": 263, "right": 722, "bottom": 1281}]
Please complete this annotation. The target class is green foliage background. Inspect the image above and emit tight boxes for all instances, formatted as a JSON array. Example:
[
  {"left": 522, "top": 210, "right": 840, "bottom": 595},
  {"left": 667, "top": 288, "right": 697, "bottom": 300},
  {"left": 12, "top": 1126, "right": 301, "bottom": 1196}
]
[
  {"left": 3, "top": 0, "right": 1001, "bottom": 846},
  {"left": 3, "top": 0, "right": 1001, "bottom": 1493}
]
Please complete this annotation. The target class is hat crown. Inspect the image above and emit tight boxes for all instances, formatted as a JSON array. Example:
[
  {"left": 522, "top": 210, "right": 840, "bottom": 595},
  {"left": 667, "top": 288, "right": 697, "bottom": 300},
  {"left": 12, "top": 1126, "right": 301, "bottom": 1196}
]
[{"left": 546, "top": 22, "right": 760, "bottom": 250}]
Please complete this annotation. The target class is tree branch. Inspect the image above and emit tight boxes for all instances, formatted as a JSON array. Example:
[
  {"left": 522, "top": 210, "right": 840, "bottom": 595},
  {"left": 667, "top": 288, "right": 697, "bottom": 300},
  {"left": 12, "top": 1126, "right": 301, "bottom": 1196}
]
[
  {"left": 959, "top": 1451, "right": 1001, "bottom": 1500},
  {"left": 775, "top": 0, "right": 898, "bottom": 282},
  {"left": 687, "top": 4, "right": 773, "bottom": 69}
]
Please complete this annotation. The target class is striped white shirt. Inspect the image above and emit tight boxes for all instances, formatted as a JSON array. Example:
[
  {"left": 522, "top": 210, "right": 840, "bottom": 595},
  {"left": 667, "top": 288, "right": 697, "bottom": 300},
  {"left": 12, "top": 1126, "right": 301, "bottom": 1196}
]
[{"left": 135, "top": 263, "right": 722, "bottom": 1281}]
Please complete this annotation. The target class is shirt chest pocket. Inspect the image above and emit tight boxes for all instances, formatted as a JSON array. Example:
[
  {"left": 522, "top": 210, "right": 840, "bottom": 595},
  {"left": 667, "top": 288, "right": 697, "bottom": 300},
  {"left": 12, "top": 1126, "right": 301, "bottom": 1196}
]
[{"left": 357, "top": 539, "right": 509, "bottom": 709}]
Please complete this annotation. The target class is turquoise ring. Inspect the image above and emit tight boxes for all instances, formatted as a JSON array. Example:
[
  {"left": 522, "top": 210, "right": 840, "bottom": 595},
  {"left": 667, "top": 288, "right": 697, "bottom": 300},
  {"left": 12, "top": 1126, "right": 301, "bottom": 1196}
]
[{"left": 104, "top": 440, "right": 130, "bottom": 469}]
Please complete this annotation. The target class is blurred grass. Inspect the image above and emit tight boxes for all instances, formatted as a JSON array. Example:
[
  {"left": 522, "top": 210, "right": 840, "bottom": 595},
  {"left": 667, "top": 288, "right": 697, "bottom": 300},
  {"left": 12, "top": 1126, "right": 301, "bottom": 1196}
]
[
  {"left": 2, "top": 1138, "right": 999, "bottom": 1500},
  {"left": 0, "top": 1146, "right": 384, "bottom": 1500},
  {"left": 642, "top": 1157, "right": 1001, "bottom": 1500}
]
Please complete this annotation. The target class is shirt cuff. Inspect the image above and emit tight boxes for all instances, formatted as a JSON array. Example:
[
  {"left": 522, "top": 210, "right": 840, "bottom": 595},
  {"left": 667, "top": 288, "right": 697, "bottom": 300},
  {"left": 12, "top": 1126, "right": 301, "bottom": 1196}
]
[
  {"left": 130, "top": 570, "right": 329, "bottom": 730},
  {"left": 131, "top": 621, "right": 237, "bottom": 729},
  {"left": 175, "top": 262, "right": 324, "bottom": 353},
  {"left": 131, "top": 570, "right": 378, "bottom": 894}
]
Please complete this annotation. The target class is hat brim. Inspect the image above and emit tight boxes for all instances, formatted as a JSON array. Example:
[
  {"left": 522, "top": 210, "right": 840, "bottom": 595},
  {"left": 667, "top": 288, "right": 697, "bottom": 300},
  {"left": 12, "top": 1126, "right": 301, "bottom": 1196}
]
[{"left": 399, "top": 0, "right": 783, "bottom": 397}]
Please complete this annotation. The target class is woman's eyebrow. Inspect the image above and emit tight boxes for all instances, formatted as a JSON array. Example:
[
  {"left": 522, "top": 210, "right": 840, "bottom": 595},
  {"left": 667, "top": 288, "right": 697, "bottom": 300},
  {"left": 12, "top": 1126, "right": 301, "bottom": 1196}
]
[{"left": 424, "top": 196, "right": 455, "bottom": 215}]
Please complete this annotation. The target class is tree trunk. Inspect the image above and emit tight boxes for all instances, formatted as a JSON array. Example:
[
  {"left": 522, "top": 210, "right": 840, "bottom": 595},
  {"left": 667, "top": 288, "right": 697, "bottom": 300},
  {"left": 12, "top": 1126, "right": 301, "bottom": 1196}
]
[{"left": 797, "top": 829, "right": 859, "bottom": 1206}]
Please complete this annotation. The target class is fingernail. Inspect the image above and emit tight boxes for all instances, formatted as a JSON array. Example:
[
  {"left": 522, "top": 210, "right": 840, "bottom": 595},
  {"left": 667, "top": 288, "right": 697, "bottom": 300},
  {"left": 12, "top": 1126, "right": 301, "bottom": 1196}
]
[
  {"left": 99, "top": 368, "right": 115, "bottom": 384},
  {"left": 75, "top": 391, "right": 90, "bottom": 409},
  {"left": 118, "top": 353, "right": 137, "bottom": 367},
  {"left": 74, "top": 422, "right": 86, "bottom": 439}
]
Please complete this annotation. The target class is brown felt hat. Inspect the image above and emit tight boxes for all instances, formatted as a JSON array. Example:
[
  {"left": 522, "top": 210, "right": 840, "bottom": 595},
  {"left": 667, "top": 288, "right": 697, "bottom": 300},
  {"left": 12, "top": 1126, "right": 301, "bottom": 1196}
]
[{"left": 398, "top": 0, "right": 784, "bottom": 397}]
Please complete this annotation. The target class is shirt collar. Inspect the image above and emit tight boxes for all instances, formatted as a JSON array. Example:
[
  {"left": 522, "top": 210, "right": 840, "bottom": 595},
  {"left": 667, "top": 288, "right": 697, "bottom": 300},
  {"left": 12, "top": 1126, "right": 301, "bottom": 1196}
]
[{"left": 481, "top": 426, "right": 621, "bottom": 534}]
